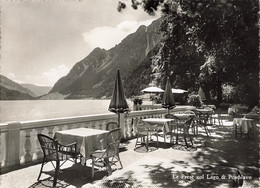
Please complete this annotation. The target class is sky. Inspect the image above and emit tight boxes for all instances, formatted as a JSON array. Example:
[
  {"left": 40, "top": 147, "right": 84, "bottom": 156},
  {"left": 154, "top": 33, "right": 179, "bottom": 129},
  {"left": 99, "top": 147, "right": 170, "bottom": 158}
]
[{"left": 1, "top": 0, "right": 161, "bottom": 86}]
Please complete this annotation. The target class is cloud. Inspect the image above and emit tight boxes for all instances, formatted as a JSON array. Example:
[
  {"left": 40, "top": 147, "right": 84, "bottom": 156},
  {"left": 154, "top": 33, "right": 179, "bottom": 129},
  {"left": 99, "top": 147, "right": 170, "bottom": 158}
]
[
  {"left": 43, "top": 64, "right": 70, "bottom": 86},
  {"left": 6, "top": 73, "right": 25, "bottom": 84},
  {"left": 7, "top": 73, "right": 16, "bottom": 80},
  {"left": 6, "top": 64, "right": 70, "bottom": 87},
  {"left": 82, "top": 18, "right": 156, "bottom": 50}
]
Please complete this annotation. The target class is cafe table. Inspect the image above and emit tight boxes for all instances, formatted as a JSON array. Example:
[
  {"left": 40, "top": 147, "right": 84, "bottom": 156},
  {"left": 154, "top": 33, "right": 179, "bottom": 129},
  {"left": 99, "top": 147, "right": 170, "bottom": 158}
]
[
  {"left": 54, "top": 128, "right": 109, "bottom": 163},
  {"left": 244, "top": 113, "right": 259, "bottom": 120},
  {"left": 233, "top": 118, "right": 256, "bottom": 138},
  {"left": 195, "top": 108, "right": 214, "bottom": 114},
  {"left": 228, "top": 104, "right": 248, "bottom": 114},
  {"left": 142, "top": 118, "right": 175, "bottom": 144},
  {"left": 202, "top": 104, "right": 216, "bottom": 110},
  {"left": 174, "top": 113, "right": 196, "bottom": 120}
]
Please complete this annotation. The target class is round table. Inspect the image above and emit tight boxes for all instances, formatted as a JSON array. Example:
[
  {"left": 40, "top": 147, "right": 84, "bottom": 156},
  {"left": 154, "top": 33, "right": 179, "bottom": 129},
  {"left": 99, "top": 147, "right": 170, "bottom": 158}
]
[
  {"left": 174, "top": 113, "right": 195, "bottom": 120},
  {"left": 228, "top": 107, "right": 239, "bottom": 114},
  {"left": 202, "top": 105, "right": 216, "bottom": 110},
  {"left": 233, "top": 118, "right": 256, "bottom": 138}
]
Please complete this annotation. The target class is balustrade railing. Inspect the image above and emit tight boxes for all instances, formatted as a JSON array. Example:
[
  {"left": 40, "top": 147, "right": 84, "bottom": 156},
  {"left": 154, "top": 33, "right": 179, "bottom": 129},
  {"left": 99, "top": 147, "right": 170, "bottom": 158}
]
[{"left": 0, "top": 106, "right": 194, "bottom": 172}]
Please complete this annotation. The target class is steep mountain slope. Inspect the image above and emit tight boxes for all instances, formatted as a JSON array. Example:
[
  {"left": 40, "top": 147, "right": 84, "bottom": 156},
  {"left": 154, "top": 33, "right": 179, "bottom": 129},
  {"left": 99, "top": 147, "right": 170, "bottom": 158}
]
[
  {"left": 49, "top": 18, "right": 162, "bottom": 99},
  {"left": 0, "top": 75, "right": 36, "bottom": 99},
  {"left": 21, "top": 84, "right": 52, "bottom": 97},
  {"left": 124, "top": 43, "right": 161, "bottom": 97},
  {"left": 0, "top": 85, "right": 34, "bottom": 100}
]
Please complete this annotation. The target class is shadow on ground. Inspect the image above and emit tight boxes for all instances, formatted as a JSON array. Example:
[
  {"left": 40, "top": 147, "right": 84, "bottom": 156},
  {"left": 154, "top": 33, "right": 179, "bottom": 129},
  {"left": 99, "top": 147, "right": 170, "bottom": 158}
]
[
  {"left": 27, "top": 122, "right": 259, "bottom": 188},
  {"left": 96, "top": 123, "right": 259, "bottom": 188},
  {"left": 28, "top": 164, "right": 108, "bottom": 188}
]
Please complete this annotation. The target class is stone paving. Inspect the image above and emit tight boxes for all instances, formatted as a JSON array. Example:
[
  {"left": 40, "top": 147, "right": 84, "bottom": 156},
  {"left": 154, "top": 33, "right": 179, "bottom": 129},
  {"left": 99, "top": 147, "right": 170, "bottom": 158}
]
[{"left": 0, "top": 119, "right": 259, "bottom": 188}]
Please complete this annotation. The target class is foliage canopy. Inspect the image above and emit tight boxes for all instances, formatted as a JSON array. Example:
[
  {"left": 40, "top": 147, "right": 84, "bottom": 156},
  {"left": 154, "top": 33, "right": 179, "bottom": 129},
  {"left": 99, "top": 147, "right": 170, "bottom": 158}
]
[{"left": 118, "top": 0, "right": 259, "bottom": 107}]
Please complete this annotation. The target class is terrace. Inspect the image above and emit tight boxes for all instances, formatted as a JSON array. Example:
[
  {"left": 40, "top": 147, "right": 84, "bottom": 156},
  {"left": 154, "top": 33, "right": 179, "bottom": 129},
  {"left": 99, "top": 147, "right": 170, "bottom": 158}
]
[{"left": 0, "top": 106, "right": 259, "bottom": 188}]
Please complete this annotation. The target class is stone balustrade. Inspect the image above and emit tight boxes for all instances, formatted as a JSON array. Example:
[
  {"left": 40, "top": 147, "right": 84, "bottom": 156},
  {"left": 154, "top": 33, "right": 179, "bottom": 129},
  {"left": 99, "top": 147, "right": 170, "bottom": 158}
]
[
  {"left": 133, "top": 104, "right": 162, "bottom": 111},
  {"left": 0, "top": 106, "right": 195, "bottom": 172}
]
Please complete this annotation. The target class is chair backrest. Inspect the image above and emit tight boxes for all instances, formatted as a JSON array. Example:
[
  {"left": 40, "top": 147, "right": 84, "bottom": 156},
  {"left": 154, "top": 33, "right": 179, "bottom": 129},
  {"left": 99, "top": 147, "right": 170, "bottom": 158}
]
[
  {"left": 165, "top": 114, "right": 180, "bottom": 126},
  {"left": 106, "top": 121, "right": 119, "bottom": 131},
  {"left": 183, "top": 117, "right": 194, "bottom": 129},
  {"left": 184, "top": 111, "right": 196, "bottom": 116},
  {"left": 106, "top": 128, "right": 121, "bottom": 157},
  {"left": 165, "top": 114, "right": 176, "bottom": 119},
  {"left": 136, "top": 120, "right": 150, "bottom": 132},
  {"left": 194, "top": 110, "right": 210, "bottom": 120},
  {"left": 37, "top": 134, "right": 58, "bottom": 157}
]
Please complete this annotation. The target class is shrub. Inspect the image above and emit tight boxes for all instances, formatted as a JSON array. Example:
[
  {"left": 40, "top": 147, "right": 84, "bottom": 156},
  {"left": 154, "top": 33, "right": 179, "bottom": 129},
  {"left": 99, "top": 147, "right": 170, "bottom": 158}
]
[
  {"left": 187, "top": 94, "right": 202, "bottom": 107},
  {"left": 133, "top": 97, "right": 143, "bottom": 105}
]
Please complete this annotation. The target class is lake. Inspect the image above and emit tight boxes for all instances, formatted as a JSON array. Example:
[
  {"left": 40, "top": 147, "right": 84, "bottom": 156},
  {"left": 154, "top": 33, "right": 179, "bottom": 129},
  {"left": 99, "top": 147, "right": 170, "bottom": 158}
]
[{"left": 0, "top": 100, "right": 133, "bottom": 123}]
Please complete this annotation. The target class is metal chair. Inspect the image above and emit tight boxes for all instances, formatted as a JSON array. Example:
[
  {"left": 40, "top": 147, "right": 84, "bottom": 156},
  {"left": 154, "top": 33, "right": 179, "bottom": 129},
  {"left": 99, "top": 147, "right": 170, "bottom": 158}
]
[
  {"left": 106, "top": 121, "right": 119, "bottom": 131},
  {"left": 175, "top": 117, "right": 195, "bottom": 147},
  {"left": 91, "top": 128, "right": 123, "bottom": 178},
  {"left": 164, "top": 114, "right": 179, "bottom": 143},
  {"left": 212, "top": 109, "right": 225, "bottom": 126},
  {"left": 194, "top": 111, "right": 211, "bottom": 136},
  {"left": 106, "top": 121, "right": 128, "bottom": 150},
  {"left": 37, "top": 134, "right": 82, "bottom": 187},
  {"left": 184, "top": 111, "right": 198, "bottom": 134},
  {"left": 135, "top": 120, "right": 159, "bottom": 151}
]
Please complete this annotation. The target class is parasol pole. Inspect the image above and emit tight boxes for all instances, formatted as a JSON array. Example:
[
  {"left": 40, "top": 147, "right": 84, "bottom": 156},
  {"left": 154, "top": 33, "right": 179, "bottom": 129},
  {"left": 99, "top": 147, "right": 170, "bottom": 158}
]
[{"left": 118, "top": 113, "right": 120, "bottom": 128}]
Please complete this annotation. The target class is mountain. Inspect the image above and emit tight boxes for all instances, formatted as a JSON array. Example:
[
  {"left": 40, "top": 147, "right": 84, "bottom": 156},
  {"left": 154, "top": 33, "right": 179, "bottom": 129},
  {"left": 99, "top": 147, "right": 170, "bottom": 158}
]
[
  {"left": 21, "top": 84, "right": 52, "bottom": 97},
  {"left": 0, "top": 75, "right": 35, "bottom": 100},
  {"left": 0, "top": 85, "right": 35, "bottom": 100},
  {"left": 49, "top": 18, "right": 162, "bottom": 99}
]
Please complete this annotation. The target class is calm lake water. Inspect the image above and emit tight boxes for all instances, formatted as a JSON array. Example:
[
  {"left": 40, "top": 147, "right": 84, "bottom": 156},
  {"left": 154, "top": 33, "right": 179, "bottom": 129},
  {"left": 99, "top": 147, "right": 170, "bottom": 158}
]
[{"left": 0, "top": 100, "right": 133, "bottom": 123}]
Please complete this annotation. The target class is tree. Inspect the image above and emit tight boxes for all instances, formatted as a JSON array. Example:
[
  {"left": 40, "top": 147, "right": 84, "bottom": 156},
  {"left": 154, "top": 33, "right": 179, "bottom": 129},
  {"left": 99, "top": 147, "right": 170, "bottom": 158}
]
[{"left": 118, "top": 0, "right": 259, "bottom": 106}]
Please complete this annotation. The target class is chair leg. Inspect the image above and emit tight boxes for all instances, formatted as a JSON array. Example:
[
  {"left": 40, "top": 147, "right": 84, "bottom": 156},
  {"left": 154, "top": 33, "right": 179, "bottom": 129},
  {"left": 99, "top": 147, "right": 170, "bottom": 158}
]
[
  {"left": 189, "top": 134, "right": 193, "bottom": 145},
  {"left": 135, "top": 135, "right": 139, "bottom": 147},
  {"left": 91, "top": 157, "right": 95, "bottom": 178},
  {"left": 176, "top": 128, "right": 179, "bottom": 144},
  {"left": 104, "top": 157, "right": 112, "bottom": 175},
  {"left": 235, "top": 124, "right": 238, "bottom": 138},
  {"left": 145, "top": 133, "right": 149, "bottom": 151},
  {"left": 53, "top": 160, "right": 60, "bottom": 187},
  {"left": 135, "top": 134, "right": 143, "bottom": 147},
  {"left": 220, "top": 117, "right": 223, "bottom": 126},
  {"left": 203, "top": 124, "right": 210, "bottom": 136},
  {"left": 183, "top": 132, "right": 188, "bottom": 147},
  {"left": 156, "top": 134, "right": 159, "bottom": 148},
  {"left": 117, "top": 155, "right": 123, "bottom": 169},
  {"left": 37, "top": 159, "right": 45, "bottom": 181}
]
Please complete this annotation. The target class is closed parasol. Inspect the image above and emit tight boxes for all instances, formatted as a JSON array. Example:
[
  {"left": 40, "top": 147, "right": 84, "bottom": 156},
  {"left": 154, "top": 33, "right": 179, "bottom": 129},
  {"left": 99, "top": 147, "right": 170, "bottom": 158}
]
[
  {"left": 162, "top": 79, "right": 175, "bottom": 114},
  {"left": 108, "top": 70, "right": 130, "bottom": 125},
  {"left": 198, "top": 87, "right": 206, "bottom": 101}
]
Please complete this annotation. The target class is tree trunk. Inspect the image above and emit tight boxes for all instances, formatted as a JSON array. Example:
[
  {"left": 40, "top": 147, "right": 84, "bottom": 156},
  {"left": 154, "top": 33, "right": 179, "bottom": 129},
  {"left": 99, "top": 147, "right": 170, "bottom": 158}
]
[{"left": 216, "top": 77, "right": 222, "bottom": 105}]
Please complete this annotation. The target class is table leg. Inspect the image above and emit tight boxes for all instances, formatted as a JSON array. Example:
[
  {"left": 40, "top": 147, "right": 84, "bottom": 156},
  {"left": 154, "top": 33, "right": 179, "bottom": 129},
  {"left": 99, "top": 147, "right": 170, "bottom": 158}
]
[
  {"left": 163, "top": 125, "right": 166, "bottom": 144},
  {"left": 169, "top": 122, "right": 173, "bottom": 144}
]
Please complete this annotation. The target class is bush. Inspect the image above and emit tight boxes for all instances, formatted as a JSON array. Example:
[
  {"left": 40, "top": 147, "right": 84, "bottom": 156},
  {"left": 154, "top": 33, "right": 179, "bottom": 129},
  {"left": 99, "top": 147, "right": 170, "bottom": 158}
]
[
  {"left": 187, "top": 94, "right": 202, "bottom": 107},
  {"left": 133, "top": 97, "right": 143, "bottom": 105}
]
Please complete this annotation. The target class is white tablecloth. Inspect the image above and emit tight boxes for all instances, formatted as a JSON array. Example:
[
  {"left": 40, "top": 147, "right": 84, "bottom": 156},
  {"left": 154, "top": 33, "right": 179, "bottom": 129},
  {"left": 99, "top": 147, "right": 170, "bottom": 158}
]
[
  {"left": 174, "top": 113, "right": 195, "bottom": 120},
  {"left": 143, "top": 118, "right": 174, "bottom": 133},
  {"left": 228, "top": 107, "right": 239, "bottom": 114},
  {"left": 54, "top": 128, "right": 109, "bottom": 160},
  {"left": 195, "top": 108, "right": 214, "bottom": 114},
  {"left": 228, "top": 105, "right": 248, "bottom": 114},
  {"left": 233, "top": 118, "right": 255, "bottom": 133}
]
